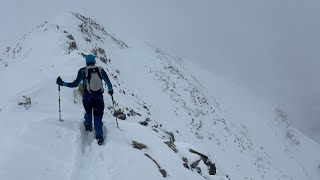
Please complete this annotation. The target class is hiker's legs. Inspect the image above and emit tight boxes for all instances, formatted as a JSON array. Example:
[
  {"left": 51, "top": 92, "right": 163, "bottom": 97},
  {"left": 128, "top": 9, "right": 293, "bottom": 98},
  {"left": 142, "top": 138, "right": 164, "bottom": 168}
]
[
  {"left": 93, "top": 95, "right": 105, "bottom": 140},
  {"left": 83, "top": 94, "right": 93, "bottom": 131}
]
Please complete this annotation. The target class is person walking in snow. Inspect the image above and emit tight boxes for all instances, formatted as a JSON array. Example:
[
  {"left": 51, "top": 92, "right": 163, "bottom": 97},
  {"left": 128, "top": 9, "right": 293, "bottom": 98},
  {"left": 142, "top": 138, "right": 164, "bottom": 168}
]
[{"left": 56, "top": 54, "right": 113, "bottom": 145}]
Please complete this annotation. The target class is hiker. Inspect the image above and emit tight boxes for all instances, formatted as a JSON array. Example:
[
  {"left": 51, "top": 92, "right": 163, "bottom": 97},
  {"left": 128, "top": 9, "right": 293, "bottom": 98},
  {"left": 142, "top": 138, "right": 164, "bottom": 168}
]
[{"left": 56, "top": 54, "right": 113, "bottom": 145}]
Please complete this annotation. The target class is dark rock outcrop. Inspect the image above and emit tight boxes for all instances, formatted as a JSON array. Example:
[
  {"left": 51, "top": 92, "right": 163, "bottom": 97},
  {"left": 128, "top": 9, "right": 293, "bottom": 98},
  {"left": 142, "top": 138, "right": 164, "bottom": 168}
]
[
  {"left": 189, "top": 149, "right": 216, "bottom": 175},
  {"left": 144, "top": 153, "right": 167, "bottom": 178},
  {"left": 113, "top": 109, "right": 126, "bottom": 120},
  {"left": 132, "top": 141, "right": 147, "bottom": 150}
]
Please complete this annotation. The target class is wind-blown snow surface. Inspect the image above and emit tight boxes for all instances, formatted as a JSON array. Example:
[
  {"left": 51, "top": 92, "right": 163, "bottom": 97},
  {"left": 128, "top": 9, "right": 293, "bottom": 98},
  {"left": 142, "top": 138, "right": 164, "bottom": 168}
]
[{"left": 0, "top": 13, "right": 319, "bottom": 180}]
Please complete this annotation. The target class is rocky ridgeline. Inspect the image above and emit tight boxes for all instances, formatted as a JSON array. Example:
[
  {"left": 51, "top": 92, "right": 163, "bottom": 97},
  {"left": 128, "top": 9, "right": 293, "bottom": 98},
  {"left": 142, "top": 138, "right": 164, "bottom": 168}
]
[
  {"left": 147, "top": 45, "right": 223, "bottom": 139},
  {"left": 148, "top": 44, "right": 233, "bottom": 143},
  {"left": 145, "top": 44, "right": 293, "bottom": 179},
  {"left": 0, "top": 21, "right": 71, "bottom": 69},
  {"left": 0, "top": 26, "right": 35, "bottom": 68},
  {"left": 73, "top": 13, "right": 129, "bottom": 49},
  {"left": 274, "top": 107, "right": 300, "bottom": 146}
]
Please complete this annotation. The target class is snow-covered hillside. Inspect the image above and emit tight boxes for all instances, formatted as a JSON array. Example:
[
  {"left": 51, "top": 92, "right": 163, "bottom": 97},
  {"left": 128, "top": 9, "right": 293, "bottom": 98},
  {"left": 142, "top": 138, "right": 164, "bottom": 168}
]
[{"left": 0, "top": 12, "right": 319, "bottom": 180}]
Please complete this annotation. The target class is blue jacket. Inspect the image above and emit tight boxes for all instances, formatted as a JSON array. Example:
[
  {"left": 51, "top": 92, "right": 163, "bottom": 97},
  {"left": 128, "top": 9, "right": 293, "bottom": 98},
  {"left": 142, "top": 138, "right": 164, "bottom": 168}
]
[{"left": 61, "top": 66, "right": 113, "bottom": 92}]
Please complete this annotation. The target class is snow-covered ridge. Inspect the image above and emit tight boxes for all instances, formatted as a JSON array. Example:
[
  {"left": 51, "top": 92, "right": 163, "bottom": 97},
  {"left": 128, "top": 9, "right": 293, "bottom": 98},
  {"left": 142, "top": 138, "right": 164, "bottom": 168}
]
[
  {"left": 0, "top": 12, "right": 319, "bottom": 180},
  {"left": 0, "top": 12, "right": 229, "bottom": 180}
]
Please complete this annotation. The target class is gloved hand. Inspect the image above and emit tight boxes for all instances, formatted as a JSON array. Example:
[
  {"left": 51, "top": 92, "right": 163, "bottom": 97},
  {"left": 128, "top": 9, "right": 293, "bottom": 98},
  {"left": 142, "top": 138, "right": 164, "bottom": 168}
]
[
  {"left": 108, "top": 89, "right": 114, "bottom": 95},
  {"left": 56, "top": 76, "right": 63, "bottom": 86}
]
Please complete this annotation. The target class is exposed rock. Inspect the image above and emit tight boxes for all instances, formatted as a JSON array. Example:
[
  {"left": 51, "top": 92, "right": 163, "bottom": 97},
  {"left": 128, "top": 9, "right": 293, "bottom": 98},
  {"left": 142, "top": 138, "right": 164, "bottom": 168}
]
[
  {"left": 140, "top": 118, "right": 151, "bottom": 126},
  {"left": 139, "top": 121, "right": 148, "bottom": 126},
  {"left": 182, "top": 157, "right": 188, "bottom": 163},
  {"left": 182, "top": 157, "right": 190, "bottom": 169},
  {"left": 143, "top": 105, "right": 149, "bottom": 111},
  {"left": 208, "top": 161, "right": 216, "bottom": 175},
  {"left": 91, "top": 47, "right": 108, "bottom": 64},
  {"left": 183, "top": 162, "right": 190, "bottom": 169},
  {"left": 190, "top": 159, "right": 201, "bottom": 169},
  {"left": 68, "top": 41, "right": 78, "bottom": 51},
  {"left": 144, "top": 153, "right": 167, "bottom": 178},
  {"left": 119, "top": 115, "right": 126, "bottom": 120},
  {"left": 164, "top": 141, "right": 178, "bottom": 153},
  {"left": 97, "top": 47, "right": 105, "bottom": 55},
  {"left": 166, "top": 131, "right": 175, "bottom": 143},
  {"left": 100, "top": 57, "right": 107, "bottom": 63},
  {"left": 66, "top": 34, "right": 75, "bottom": 41},
  {"left": 73, "top": 13, "right": 129, "bottom": 49},
  {"left": 132, "top": 141, "right": 147, "bottom": 150},
  {"left": 127, "top": 108, "right": 141, "bottom": 117},
  {"left": 159, "top": 169, "right": 167, "bottom": 178},
  {"left": 18, "top": 96, "right": 32, "bottom": 110},
  {"left": 114, "top": 109, "right": 126, "bottom": 120},
  {"left": 189, "top": 149, "right": 217, "bottom": 175},
  {"left": 195, "top": 167, "right": 202, "bottom": 174},
  {"left": 226, "top": 174, "right": 230, "bottom": 180},
  {"left": 65, "top": 34, "right": 78, "bottom": 52},
  {"left": 189, "top": 149, "right": 208, "bottom": 161}
]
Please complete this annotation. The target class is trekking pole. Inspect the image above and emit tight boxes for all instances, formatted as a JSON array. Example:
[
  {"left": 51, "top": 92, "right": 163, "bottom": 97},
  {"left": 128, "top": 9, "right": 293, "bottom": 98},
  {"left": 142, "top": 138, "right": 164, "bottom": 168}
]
[
  {"left": 58, "top": 85, "right": 63, "bottom": 122},
  {"left": 111, "top": 95, "right": 119, "bottom": 128}
]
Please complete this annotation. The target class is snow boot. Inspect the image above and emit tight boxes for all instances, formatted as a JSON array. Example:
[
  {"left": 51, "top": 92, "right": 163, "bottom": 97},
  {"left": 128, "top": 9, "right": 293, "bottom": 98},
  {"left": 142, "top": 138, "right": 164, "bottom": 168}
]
[{"left": 97, "top": 137, "right": 104, "bottom": 145}]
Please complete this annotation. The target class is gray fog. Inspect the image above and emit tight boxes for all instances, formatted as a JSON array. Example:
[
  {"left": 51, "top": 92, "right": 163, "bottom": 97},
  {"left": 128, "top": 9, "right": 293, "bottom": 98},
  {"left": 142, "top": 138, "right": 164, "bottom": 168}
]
[
  {"left": 1, "top": 0, "right": 319, "bottom": 142},
  {"left": 117, "top": 0, "right": 320, "bottom": 143}
]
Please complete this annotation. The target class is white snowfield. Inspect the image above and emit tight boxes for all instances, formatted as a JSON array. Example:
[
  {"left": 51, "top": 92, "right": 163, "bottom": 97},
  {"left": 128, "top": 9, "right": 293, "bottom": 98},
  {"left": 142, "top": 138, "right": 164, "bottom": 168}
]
[{"left": 0, "top": 12, "right": 319, "bottom": 180}]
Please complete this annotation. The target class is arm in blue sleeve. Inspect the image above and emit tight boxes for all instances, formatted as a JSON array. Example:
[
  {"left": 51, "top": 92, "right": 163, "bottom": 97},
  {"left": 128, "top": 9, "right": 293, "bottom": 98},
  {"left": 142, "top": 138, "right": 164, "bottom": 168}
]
[
  {"left": 101, "top": 68, "right": 113, "bottom": 91},
  {"left": 63, "top": 68, "right": 84, "bottom": 88}
]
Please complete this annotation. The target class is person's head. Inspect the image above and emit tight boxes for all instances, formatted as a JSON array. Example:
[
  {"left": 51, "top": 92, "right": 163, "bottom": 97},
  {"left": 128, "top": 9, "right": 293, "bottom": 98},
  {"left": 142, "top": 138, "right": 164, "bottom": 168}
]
[{"left": 86, "top": 54, "right": 96, "bottom": 65}]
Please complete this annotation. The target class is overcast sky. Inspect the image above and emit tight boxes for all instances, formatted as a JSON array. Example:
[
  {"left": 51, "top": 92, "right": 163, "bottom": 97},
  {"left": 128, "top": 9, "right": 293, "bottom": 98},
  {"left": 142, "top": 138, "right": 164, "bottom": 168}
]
[{"left": 1, "top": 0, "right": 319, "bottom": 142}]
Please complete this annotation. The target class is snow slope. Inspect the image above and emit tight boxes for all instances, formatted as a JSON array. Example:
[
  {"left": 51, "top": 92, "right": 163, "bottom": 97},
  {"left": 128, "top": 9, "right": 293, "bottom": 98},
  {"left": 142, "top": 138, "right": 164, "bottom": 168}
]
[{"left": 0, "top": 12, "right": 319, "bottom": 180}]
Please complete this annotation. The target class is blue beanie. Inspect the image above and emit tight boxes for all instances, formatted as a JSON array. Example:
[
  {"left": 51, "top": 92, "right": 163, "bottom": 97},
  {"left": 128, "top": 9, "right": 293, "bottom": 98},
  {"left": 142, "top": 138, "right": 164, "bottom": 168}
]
[{"left": 86, "top": 54, "right": 96, "bottom": 65}]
